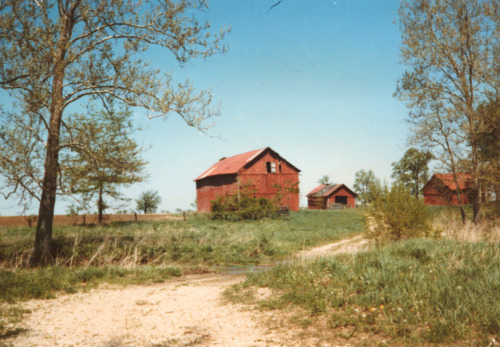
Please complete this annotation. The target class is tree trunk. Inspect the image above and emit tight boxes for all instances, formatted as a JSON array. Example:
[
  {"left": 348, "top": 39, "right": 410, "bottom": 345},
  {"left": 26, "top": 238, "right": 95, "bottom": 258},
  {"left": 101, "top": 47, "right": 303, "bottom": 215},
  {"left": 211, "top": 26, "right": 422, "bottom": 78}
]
[
  {"left": 31, "top": 108, "right": 63, "bottom": 266},
  {"left": 30, "top": 11, "right": 73, "bottom": 266},
  {"left": 471, "top": 138, "right": 482, "bottom": 225},
  {"left": 98, "top": 185, "right": 104, "bottom": 225}
]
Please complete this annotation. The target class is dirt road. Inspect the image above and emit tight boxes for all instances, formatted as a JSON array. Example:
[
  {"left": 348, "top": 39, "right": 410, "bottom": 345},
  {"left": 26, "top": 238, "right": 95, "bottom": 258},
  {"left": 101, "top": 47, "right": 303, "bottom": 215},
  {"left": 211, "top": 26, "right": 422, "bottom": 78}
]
[{"left": 5, "top": 236, "right": 368, "bottom": 346}]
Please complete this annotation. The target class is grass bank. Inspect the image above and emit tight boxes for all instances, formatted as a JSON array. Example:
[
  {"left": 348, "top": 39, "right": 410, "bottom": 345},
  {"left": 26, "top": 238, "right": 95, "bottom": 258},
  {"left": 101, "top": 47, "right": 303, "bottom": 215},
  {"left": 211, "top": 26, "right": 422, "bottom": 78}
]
[{"left": 227, "top": 206, "right": 500, "bottom": 345}]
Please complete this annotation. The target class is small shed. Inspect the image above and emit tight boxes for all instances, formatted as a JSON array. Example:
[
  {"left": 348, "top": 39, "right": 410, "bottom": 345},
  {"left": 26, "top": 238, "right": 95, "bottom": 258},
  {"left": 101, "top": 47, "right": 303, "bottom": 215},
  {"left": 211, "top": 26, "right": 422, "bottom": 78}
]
[
  {"left": 422, "top": 173, "right": 473, "bottom": 205},
  {"left": 195, "top": 147, "right": 301, "bottom": 212},
  {"left": 307, "top": 184, "right": 357, "bottom": 209}
]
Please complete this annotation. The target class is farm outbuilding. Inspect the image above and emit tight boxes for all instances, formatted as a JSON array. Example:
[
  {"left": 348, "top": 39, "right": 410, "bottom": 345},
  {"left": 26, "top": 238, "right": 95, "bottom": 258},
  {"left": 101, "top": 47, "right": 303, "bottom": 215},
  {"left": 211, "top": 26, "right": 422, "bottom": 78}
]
[
  {"left": 422, "top": 173, "right": 473, "bottom": 206},
  {"left": 306, "top": 184, "right": 358, "bottom": 209},
  {"left": 195, "top": 147, "right": 301, "bottom": 213}
]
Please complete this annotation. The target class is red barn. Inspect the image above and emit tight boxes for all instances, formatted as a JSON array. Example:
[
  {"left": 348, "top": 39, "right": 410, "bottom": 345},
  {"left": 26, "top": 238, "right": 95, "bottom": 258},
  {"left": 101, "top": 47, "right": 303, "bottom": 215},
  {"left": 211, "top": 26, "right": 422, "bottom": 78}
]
[
  {"left": 306, "top": 184, "right": 357, "bottom": 209},
  {"left": 422, "top": 173, "right": 473, "bottom": 205},
  {"left": 195, "top": 147, "right": 300, "bottom": 213}
]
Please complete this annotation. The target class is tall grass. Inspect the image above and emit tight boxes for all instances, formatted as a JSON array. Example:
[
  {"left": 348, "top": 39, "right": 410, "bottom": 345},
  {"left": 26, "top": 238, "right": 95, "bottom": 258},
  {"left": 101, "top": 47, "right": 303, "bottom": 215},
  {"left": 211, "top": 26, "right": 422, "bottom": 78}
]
[
  {"left": 235, "top": 238, "right": 499, "bottom": 344},
  {"left": 0, "top": 209, "right": 365, "bottom": 269},
  {"left": 429, "top": 204, "right": 500, "bottom": 242}
]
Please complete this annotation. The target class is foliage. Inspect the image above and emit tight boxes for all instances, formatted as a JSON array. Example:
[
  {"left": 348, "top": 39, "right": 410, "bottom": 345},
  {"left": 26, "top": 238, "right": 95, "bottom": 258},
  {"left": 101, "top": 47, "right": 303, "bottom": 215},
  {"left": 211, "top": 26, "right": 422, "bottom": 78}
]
[
  {"left": 391, "top": 148, "right": 432, "bottom": 197},
  {"left": 63, "top": 105, "right": 147, "bottom": 223},
  {"left": 210, "top": 185, "right": 279, "bottom": 220},
  {"left": 353, "top": 169, "right": 380, "bottom": 204},
  {"left": 136, "top": 190, "right": 161, "bottom": 214},
  {"left": 0, "top": 0, "right": 228, "bottom": 265},
  {"left": 476, "top": 97, "right": 500, "bottom": 201},
  {"left": 210, "top": 181, "right": 299, "bottom": 220},
  {"left": 236, "top": 239, "right": 500, "bottom": 345},
  {"left": 368, "top": 183, "right": 430, "bottom": 241},
  {"left": 395, "top": 0, "right": 499, "bottom": 224},
  {"left": 317, "top": 175, "right": 334, "bottom": 185}
]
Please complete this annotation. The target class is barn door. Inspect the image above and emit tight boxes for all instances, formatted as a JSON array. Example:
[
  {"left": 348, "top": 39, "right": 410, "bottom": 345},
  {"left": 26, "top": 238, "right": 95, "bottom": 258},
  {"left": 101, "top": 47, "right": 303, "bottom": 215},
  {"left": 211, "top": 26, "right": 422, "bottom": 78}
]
[{"left": 334, "top": 196, "right": 348, "bottom": 205}]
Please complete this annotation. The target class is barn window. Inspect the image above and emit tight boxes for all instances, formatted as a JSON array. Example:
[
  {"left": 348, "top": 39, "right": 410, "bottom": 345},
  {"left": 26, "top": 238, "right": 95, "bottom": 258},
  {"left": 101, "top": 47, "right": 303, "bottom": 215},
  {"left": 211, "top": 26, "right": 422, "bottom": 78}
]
[
  {"left": 266, "top": 162, "right": 276, "bottom": 173},
  {"left": 278, "top": 161, "right": 282, "bottom": 172}
]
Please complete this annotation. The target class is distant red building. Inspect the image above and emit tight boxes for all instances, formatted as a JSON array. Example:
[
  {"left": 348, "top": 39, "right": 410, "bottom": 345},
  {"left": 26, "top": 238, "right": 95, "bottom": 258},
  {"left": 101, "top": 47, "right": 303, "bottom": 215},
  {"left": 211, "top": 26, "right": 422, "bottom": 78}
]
[
  {"left": 422, "top": 173, "right": 473, "bottom": 205},
  {"left": 195, "top": 147, "right": 300, "bottom": 213},
  {"left": 306, "top": 184, "right": 358, "bottom": 209}
]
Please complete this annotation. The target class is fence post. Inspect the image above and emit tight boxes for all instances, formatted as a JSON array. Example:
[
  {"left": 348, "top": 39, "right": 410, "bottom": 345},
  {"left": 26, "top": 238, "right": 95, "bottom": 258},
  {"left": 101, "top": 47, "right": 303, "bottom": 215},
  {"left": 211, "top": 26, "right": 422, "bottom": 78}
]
[
  {"left": 183, "top": 211, "right": 186, "bottom": 221},
  {"left": 134, "top": 212, "right": 138, "bottom": 222}
]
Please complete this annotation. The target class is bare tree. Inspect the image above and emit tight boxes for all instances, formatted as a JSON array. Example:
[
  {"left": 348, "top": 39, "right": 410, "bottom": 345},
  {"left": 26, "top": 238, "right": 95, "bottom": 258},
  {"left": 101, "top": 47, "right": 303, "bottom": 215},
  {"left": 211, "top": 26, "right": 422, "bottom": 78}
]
[{"left": 0, "top": 0, "right": 228, "bottom": 265}]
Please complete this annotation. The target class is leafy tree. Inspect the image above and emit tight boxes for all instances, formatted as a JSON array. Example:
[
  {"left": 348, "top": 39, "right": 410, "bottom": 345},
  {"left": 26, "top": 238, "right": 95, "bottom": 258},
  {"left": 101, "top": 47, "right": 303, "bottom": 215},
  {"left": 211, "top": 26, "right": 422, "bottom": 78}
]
[
  {"left": 317, "top": 175, "right": 334, "bottom": 185},
  {"left": 395, "top": 0, "right": 499, "bottom": 224},
  {"left": 0, "top": 0, "right": 227, "bottom": 265},
  {"left": 476, "top": 98, "right": 500, "bottom": 202},
  {"left": 353, "top": 169, "right": 380, "bottom": 204},
  {"left": 63, "top": 106, "right": 147, "bottom": 224},
  {"left": 136, "top": 190, "right": 162, "bottom": 214},
  {"left": 368, "top": 183, "right": 430, "bottom": 242},
  {"left": 391, "top": 148, "right": 433, "bottom": 198}
]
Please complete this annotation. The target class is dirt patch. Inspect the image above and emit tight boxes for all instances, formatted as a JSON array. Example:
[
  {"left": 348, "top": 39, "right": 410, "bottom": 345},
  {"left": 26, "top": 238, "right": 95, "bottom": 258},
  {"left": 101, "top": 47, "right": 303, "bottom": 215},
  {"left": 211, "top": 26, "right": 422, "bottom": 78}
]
[
  {"left": 5, "top": 274, "right": 284, "bottom": 346},
  {"left": 297, "top": 235, "right": 369, "bottom": 259},
  {"left": 4, "top": 236, "right": 369, "bottom": 346}
]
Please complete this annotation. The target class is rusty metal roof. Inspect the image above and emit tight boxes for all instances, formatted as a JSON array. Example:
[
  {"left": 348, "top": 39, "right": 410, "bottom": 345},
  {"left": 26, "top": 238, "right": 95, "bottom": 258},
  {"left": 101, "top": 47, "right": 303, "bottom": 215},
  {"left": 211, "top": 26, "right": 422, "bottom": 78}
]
[
  {"left": 195, "top": 147, "right": 300, "bottom": 181},
  {"left": 306, "top": 184, "right": 328, "bottom": 197},
  {"left": 307, "top": 184, "right": 358, "bottom": 198},
  {"left": 427, "top": 173, "right": 473, "bottom": 191}
]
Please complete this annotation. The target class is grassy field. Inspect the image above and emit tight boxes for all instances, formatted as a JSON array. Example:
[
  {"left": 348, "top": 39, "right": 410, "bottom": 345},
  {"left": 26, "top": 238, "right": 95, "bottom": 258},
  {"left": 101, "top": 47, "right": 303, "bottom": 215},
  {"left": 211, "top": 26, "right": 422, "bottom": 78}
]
[
  {"left": 0, "top": 209, "right": 364, "bottom": 298},
  {"left": 0, "top": 209, "right": 364, "bottom": 339},
  {"left": 2, "top": 206, "right": 499, "bottom": 345},
  {"left": 225, "top": 205, "right": 500, "bottom": 345}
]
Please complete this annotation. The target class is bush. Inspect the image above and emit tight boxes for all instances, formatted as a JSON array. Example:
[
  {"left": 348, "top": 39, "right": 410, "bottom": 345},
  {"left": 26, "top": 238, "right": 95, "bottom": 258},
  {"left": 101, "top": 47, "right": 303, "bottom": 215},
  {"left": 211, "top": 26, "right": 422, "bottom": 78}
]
[
  {"left": 368, "top": 183, "right": 430, "bottom": 241},
  {"left": 210, "top": 187, "right": 280, "bottom": 220}
]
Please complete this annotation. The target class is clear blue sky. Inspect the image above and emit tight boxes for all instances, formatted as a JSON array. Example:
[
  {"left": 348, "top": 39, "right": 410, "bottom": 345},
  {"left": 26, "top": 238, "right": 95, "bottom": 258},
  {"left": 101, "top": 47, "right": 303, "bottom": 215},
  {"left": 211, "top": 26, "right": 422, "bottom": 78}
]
[{"left": 1, "top": 0, "right": 412, "bottom": 215}]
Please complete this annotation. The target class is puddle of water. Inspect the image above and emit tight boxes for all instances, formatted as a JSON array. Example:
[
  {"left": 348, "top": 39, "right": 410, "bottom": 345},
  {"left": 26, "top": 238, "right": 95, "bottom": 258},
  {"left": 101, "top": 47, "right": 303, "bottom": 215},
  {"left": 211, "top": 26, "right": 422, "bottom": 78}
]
[{"left": 215, "top": 260, "right": 291, "bottom": 275}]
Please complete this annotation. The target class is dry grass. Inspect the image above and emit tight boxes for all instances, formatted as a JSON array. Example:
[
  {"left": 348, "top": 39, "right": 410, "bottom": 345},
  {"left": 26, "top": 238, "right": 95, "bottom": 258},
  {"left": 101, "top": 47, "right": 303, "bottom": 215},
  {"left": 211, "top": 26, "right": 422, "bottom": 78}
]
[
  {"left": 0, "top": 213, "right": 182, "bottom": 227},
  {"left": 431, "top": 207, "right": 500, "bottom": 242}
]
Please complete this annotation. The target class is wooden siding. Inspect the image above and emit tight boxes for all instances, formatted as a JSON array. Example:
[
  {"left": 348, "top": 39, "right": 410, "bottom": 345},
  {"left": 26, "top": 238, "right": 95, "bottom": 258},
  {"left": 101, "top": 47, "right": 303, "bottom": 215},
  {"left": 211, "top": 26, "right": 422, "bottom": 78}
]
[
  {"left": 239, "top": 150, "right": 299, "bottom": 211},
  {"left": 307, "top": 186, "right": 356, "bottom": 209},
  {"left": 308, "top": 196, "right": 326, "bottom": 209},
  {"left": 196, "top": 174, "right": 238, "bottom": 213},
  {"left": 423, "top": 186, "right": 471, "bottom": 206},
  {"left": 196, "top": 149, "right": 300, "bottom": 212},
  {"left": 326, "top": 187, "right": 356, "bottom": 208}
]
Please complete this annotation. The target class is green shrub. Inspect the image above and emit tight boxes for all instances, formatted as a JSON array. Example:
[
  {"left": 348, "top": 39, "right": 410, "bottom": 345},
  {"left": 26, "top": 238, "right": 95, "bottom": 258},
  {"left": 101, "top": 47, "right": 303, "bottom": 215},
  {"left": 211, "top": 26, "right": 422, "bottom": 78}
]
[
  {"left": 210, "top": 187, "right": 279, "bottom": 220},
  {"left": 368, "top": 183, "right": 430, "bottom": 241}
]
